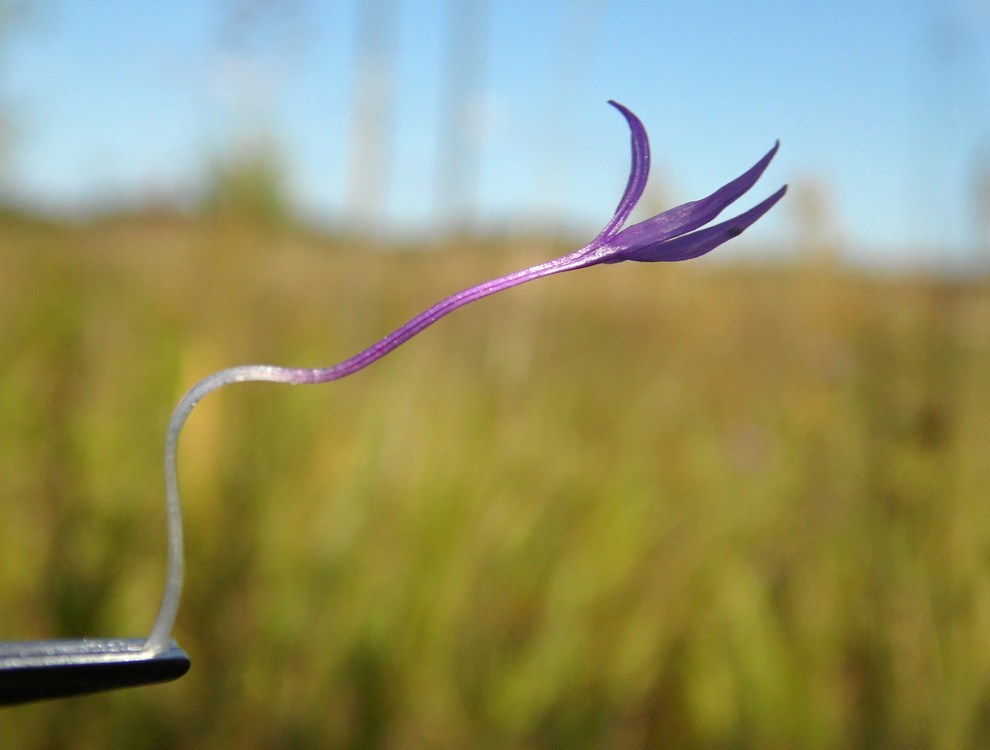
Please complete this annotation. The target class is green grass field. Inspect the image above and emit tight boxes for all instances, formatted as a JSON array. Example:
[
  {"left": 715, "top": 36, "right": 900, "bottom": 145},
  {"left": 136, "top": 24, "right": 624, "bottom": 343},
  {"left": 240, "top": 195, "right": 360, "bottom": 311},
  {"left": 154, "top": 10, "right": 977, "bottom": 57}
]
[{"left": 2, "top": 217, "right": 990, "bottom": 748}]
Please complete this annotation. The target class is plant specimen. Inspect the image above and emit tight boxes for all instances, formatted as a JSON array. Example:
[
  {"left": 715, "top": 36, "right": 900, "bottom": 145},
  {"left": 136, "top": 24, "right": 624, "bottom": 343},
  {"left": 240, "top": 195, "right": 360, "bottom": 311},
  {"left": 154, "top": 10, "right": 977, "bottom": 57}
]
[{"left": 145, "top": 101, "right": 786, "bottom": 653}]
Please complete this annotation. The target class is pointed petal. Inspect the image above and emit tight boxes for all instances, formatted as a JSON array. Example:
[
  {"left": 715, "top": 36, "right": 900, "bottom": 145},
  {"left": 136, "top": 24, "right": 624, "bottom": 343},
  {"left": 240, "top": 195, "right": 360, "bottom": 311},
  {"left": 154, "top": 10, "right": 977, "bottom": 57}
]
[
  {"left": 615, "top": 185, "right": 788, "bottom": 263},
  {"left": 613, "top": 141, "right": 780, "bottom": 249},
  {"left": 591, "top": 101, "right": 651, "bottom": 242}
]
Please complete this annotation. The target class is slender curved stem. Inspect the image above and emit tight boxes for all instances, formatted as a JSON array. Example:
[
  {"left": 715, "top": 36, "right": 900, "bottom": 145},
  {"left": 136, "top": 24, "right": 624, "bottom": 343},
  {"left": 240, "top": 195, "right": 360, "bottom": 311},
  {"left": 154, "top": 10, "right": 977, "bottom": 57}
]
[{"left": 142, "top": 255, "right": 590, "bottom": 653}]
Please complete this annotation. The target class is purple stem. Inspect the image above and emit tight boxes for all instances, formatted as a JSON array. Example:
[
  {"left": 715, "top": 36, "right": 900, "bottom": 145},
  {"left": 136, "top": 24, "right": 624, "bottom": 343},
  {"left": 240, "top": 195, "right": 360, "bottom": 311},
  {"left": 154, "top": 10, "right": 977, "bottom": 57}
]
[{"left": 144, "top": 247, "right": 595, "bottom": 652}]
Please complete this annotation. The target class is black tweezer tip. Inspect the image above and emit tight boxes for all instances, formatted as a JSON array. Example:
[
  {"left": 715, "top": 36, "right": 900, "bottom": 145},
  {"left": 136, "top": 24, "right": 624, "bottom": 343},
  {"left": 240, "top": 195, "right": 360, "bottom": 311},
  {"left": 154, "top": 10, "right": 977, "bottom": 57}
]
[{"left": 0, "top": 639, "right": 190, "bottom": 706}]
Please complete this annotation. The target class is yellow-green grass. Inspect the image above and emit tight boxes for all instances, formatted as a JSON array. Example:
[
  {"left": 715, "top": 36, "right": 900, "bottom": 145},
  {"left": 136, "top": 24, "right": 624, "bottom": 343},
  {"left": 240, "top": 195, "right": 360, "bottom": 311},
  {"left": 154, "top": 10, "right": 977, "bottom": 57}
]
[{"left": 2, "top": 218, "right": 990, "bottom": 748}]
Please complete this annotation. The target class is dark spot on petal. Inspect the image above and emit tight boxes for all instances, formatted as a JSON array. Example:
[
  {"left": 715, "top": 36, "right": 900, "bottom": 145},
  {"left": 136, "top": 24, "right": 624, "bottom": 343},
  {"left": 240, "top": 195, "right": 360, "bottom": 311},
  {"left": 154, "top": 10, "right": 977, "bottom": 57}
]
[{"left": 727, "top": 227, "right": 744, "bottom": 238}]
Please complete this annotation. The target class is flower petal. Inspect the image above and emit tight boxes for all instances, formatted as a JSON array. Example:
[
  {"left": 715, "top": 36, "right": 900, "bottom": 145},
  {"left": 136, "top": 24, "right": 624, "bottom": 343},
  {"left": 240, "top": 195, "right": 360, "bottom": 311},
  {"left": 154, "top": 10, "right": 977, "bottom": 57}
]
[
  {"left": 591, "top": 100, "right": 651, "bottom": 242},
  {"left": 613, "top": 185, "right": 788, "bottom": 263},
  {"left": 612, "top": 141, "right": 780, "bottom": 249}
]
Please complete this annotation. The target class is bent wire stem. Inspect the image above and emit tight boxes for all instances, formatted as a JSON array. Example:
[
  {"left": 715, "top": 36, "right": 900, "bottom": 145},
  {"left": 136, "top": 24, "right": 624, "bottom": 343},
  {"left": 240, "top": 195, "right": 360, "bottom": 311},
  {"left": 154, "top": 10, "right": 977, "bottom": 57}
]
[{"left": 143, "top": 101, "right": 787, "bottom": 655}]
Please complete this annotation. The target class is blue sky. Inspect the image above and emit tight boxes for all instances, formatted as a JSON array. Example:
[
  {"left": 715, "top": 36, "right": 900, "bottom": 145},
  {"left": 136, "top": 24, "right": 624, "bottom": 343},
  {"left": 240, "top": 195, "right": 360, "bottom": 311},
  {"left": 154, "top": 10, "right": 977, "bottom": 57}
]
[{"left": 2, "top": 0, "right": 989, "bottom": 267}]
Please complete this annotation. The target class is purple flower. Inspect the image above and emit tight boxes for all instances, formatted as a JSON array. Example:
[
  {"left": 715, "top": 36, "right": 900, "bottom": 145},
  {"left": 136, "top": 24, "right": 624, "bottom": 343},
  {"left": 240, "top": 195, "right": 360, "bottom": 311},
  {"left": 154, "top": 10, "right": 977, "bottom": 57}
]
[
  {"left": 286, "top": 101, "right": 785, "bottom": 385},
  {"left": 144, "top": 102, "right": 786, "bottom": 653}
]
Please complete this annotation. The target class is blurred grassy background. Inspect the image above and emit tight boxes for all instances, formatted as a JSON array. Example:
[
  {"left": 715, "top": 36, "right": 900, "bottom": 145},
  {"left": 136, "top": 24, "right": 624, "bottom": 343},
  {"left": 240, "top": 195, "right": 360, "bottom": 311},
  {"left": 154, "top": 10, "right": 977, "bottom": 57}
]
[{"left": 2, "top": 212, "right": 990, "bottom": 748}]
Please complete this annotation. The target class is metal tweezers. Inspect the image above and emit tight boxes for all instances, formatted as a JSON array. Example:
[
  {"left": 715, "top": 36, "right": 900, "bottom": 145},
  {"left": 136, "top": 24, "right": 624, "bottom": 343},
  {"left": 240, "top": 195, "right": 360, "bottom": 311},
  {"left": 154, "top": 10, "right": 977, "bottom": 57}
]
[{"left": 0, "top": 638, "right": 189, "bottom": 705}]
